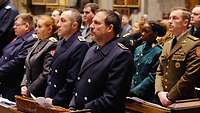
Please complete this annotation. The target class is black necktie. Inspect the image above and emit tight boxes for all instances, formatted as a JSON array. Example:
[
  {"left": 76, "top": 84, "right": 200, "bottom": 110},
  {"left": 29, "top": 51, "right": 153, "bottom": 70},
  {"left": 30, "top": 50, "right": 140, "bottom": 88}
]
[{"left": 171, "top": 37, "right": 177, "bottom": 49}]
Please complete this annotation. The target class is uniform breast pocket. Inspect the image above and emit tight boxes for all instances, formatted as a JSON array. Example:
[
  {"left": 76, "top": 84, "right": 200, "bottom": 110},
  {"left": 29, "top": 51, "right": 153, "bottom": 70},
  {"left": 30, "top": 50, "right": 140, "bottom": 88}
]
[
  {"left": 172, "top": 53, "right": 186, "bottom": 69},
  {"left": 172, "top": 52, "right": 186, "bottom": 61}
]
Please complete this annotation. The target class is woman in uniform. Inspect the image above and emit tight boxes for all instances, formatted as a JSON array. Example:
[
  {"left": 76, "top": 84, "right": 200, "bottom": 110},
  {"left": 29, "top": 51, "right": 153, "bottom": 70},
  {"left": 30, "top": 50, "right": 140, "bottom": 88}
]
[
  {"left": 130, "top": 21, "right": 166, "bottom": 102},
  {"left": 21, "top": 15, "right": 57, "bottom": 97}
]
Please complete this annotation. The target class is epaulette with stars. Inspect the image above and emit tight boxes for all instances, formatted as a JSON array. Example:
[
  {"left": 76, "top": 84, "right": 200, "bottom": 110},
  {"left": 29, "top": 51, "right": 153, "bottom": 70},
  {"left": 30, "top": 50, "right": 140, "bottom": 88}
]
[{"left": 188, "top": 35, "right": 199, "bottom": 41}]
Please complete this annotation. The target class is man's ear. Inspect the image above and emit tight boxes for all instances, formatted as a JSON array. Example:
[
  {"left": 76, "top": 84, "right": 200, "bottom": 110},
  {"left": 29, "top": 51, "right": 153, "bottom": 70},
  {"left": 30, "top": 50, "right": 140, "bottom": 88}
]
[
  {"left": 107, "top": 24, "right": 114, "bottom": 33},
  {"left": 184, "top": 19, "right": 189, "bottom": 27},
  {"left": 72, "top": 21, "right": 78, "bottom": 29},
  {"left": 24, "top": 23, "right": 30, "bottom": 31}
]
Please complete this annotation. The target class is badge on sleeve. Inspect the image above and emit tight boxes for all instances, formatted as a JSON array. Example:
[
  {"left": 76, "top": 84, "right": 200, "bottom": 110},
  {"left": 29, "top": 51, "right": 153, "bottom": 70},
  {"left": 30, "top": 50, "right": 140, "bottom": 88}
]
[
  {"left": 50, "top": 49, "right": 56, "bottom": 56},
  {"left": 196, "top": 47, "right": 200, "bottom": 57}
]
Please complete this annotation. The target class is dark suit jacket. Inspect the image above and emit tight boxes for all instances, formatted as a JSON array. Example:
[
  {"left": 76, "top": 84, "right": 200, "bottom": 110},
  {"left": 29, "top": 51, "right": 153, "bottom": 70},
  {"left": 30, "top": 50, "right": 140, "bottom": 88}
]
[
  {"left": 21, "top": 37, "right": 57, "bottom": 97},
  {"left": 189, "top": 26, "right": 200, "bottom": 38},
  {"left": 0, "top": 30, "right": 36, "bottom": 101},
  {"left": 69, "top": 39, "right": 134, "bottom": 113},
  {"left": 0, "top": 0, "right": 19, "bottom": 56},
  {"left": 45, "top": 32, "right": 89, "bottom": 107}
]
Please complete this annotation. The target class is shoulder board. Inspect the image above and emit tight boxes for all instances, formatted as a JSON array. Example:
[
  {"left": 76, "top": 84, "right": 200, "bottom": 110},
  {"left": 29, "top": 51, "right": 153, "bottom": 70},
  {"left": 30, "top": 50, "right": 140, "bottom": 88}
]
[
  {"left": 117, "top": 42, "right": 128, "bottom": 50},
  {"left": 49, "top": 37, "right": 58, "bottom": 42},
  {"left": 188, "top": 35, "right": 199, "bottom": 41},
  {"left": 32, "top": 34, "right": 38, "bottom": 39},
  {"left": 78, "top": 36, "right": 86, "bottom": 42},
  {"left": 5, "top": 5, "right": 11, "bottom": 10}
]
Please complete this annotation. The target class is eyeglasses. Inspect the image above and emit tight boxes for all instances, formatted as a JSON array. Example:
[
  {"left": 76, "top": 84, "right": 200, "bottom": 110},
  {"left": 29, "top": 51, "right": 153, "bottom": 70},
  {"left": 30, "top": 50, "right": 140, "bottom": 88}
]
[{"left": 14, "top": 23, "right": 26, "bottom": 27}]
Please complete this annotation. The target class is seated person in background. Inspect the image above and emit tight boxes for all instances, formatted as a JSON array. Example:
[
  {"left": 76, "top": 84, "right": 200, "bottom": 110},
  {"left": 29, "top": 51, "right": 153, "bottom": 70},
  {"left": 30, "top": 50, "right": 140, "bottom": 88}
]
[
  {"left": 45, "top": 8, "right": 89, "bottom": 107},
  {"left": 21, "top": 15, "right": 57, "bottom": 97},
  {"left": 81, "top": 3, "right": 99, "bottom": 46},
  {"left": 51, "top": 8, "right": 63, "bottom": 40},
  {"left": 118, "top": 21, "right": 144, "bottom": 55},
  {"left": 121, "top": 14, "right": 132, "bottom": 37},
  {"left": 156, "top": 19, "right": 173, "bottom": 46},
  {"left": 0, "top": 13, "right": 36, "bottom": 101},
  {"left": 130, "top": 21, "right": 166, "bottom": 102},
  {"left": 51, "top": 9, "right": 63, "bottom": 25},
  {"left": 189, "top": 5, "right": 200, "bottom": 38}
]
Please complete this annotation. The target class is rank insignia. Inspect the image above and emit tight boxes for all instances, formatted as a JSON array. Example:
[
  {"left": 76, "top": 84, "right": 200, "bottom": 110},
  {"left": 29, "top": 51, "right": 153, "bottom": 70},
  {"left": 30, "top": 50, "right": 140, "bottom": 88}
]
[
  {"left": 175, "top": 62, "right": 181, "bottom": 68},
  {"left": 117, "top": 43, "right": 128, "bottom": 50},
  {"left": 50, "top": 49, "right": 56, "bottom": 56}
]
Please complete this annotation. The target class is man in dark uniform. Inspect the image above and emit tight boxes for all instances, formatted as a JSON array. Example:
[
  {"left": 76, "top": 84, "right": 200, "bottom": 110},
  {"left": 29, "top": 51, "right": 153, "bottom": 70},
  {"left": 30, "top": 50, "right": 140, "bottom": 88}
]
[
  {"left": 0, "top": 13, "right": 36, "bottom": 101},
  {"left": 155, "top": 7, "right": 200, "bottom": 107},
  {"left": 69, "top": 9, "right": 134, "bottom": 113},
  {"left": 190, "top": 5, "right": 200, "bottom": 38},
  {"left": 45, "top": 8, "right": 89, "bottom": 107},
  {"left": 0, "top": 0, "right": 18, "bottom": 56}
]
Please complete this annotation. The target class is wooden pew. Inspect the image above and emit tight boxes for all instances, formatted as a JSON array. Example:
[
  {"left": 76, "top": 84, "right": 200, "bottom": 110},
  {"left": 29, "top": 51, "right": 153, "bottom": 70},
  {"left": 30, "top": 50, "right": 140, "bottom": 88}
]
[
  {"left": 126, "top": 97, "right": 200, "bottom": 113},
  {"left": 0, "top": 103, "right": 23, "bottom": 113}
]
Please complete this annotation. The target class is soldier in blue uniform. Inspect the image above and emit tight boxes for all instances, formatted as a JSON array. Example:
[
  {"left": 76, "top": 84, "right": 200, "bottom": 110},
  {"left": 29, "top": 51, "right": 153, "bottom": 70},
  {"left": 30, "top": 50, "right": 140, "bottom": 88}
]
[
  {"left": 0, "top": 0, "right": 19, "bottom": 56},
  {"left": 69, "top": 9, "right": 134, "bottom": 113},
  {"left": 130, "top": 21, "right": 166, "bottom": 102},
  {"left": 45, "top": 8, "right": 89, "bottom": 107},
  {"left": 0, "top": 13, "right": 36, "bottom": 101}
]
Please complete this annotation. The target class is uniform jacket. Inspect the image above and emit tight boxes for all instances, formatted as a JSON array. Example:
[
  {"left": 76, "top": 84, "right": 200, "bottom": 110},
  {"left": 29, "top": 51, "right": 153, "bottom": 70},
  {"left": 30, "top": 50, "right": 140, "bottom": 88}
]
[
  {"left": 0, "top": 30, "right": 36, "bottom": 101},
  {"left": 0, "top": 0, "right": 18, "bottom": 56},
  {"left": 117, "top": 32, "right": 142, "bottom": 56},
  {"left": 155, "top": 31, "right": 200, "bottom": 101},
  {"left": 130, "top": 43, "right": 162, "bottom": 101},
  {"left": 189, "top": 26, "right": 200, "bottom": 38},
  {"left": 45, "top": 32, "right": 89, "bottom": 107},
  {"left": 81, "top": 27, "right": 94, "bottom": 46},
  {"left": 21, "top": 37, "right": 57, "bottom": 97},
  {"left": 69, "top": 39, "right": 134, "bottom": 113}
]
